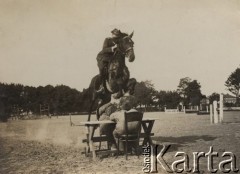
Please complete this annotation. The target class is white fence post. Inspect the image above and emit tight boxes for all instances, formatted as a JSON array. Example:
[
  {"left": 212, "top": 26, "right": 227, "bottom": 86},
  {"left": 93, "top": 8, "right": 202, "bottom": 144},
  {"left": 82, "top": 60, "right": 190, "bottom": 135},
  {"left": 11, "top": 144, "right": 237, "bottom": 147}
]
[
  {"left": 213, "top": 101, "right": 218, "bottom": 124},
  {"left": 219, "top": 94, "right": 223, "bottom": 123},
  {"left": 210, "top": 104, "right": 213, "bottom": 124}
]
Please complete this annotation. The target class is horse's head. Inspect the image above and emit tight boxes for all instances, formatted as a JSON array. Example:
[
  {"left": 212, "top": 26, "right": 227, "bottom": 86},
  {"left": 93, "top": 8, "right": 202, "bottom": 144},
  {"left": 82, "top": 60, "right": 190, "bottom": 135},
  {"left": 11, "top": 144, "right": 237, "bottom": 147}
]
[{"left": 118, "top": 31, "right": 135, "bottom": 62}]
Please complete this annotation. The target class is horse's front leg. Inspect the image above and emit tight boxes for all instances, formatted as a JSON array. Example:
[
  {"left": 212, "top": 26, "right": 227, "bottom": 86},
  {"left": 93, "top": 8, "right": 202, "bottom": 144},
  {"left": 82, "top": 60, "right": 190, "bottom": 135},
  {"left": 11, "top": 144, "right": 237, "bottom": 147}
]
[
  {"left": 112, "top": 78, "right": 124, "bottom": 99},
  {"left": 126, "top": 78, "right": 137, "bottom": 95}
]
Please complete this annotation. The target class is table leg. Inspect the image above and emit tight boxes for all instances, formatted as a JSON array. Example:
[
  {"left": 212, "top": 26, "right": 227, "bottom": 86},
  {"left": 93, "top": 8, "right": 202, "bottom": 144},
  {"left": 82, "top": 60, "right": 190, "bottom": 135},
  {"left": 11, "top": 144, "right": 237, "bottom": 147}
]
[
  {"left": 85, "top": 127, "right": 90, "bottom": 154},
  {"left": 142, "top": 120, "right": 155, "bottom": 146},
  {"left": 88, "top": 125, "right": 97, "bottom": 160}
]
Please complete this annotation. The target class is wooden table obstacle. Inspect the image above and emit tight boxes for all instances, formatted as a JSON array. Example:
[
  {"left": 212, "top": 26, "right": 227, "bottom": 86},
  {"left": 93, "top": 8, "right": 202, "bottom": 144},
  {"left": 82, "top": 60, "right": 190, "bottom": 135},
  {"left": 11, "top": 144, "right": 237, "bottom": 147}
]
[{"left": 73, "top": 118, "right": 158, "bottom": 160}]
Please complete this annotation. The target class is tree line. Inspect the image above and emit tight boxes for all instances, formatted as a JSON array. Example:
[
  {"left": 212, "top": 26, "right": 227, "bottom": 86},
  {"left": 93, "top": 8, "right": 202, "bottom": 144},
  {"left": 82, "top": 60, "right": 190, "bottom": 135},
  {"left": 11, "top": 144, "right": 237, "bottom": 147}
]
[
  {"left": 1, "top": 67, "right": 240, "bottom": 120},
  {"left": 0, "top": 78, "right": 203, "bottom": 115},
  {"left": 0, "top": 79, "right": 201, "bottom": 119},
  {"left": 0, "top": 84, "right": 88, "bottom": 119}
]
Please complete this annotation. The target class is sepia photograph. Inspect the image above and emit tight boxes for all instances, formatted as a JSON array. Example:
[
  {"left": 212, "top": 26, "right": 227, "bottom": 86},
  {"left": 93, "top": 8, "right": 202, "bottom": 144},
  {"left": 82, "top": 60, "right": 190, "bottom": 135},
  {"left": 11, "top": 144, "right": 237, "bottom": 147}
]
[{"left": 0, "top": 0, "right": 240, "bottom": 173}]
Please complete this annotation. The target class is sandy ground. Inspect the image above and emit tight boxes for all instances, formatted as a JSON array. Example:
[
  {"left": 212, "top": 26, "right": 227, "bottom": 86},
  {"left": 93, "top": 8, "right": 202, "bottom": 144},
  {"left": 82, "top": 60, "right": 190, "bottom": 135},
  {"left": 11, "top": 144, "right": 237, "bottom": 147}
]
[{"left": 0, "top": 112, "right": 240, "bottom": 174}]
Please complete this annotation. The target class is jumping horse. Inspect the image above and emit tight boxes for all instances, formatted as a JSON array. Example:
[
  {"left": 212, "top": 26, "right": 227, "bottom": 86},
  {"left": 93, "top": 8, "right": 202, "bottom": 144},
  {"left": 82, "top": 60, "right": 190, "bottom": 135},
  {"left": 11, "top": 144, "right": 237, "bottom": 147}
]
[{"left": 87, "top": 31, "right": 136, "bottom": 121}]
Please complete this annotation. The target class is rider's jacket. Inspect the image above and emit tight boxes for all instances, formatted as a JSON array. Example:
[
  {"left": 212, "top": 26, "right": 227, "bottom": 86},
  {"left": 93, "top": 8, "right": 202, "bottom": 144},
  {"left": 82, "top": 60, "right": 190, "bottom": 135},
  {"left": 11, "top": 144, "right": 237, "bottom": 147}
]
[{"left": 97, "top": 37, "right": 117, "bottom": 62}]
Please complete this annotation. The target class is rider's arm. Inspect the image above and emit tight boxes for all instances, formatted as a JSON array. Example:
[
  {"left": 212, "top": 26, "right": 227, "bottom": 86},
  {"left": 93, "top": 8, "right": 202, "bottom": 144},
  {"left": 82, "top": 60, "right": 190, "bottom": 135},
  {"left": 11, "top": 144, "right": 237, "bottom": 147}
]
[
  {"left": 101, "top": 38, "right": 115, "bottom": 53},
  {"left": 110, "top": 111, "right": 123, "bottom": 122},
  {"left": 98, "top": 103, "right": 112, "bottom": 116},
  {"left": 109, "top": 112, "right": 118, "bottom": 122}
]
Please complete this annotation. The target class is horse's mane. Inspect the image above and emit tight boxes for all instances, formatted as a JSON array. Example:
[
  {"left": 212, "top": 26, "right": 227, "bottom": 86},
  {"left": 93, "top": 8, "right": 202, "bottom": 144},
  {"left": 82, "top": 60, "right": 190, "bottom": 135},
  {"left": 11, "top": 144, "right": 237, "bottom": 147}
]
[
  {"left": 119, "top": 32, "right": 128, "bottom": 38},
  {"left": 114, "top": 32, "right": 128, "bottom": 44}
]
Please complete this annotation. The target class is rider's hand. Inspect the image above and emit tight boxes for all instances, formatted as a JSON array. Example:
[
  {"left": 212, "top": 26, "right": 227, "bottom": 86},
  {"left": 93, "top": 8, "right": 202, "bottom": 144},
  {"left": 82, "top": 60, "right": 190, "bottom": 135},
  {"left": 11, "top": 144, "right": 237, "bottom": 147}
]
[{"left": 111, "top": 44, "right": 117, "bottom": 52}]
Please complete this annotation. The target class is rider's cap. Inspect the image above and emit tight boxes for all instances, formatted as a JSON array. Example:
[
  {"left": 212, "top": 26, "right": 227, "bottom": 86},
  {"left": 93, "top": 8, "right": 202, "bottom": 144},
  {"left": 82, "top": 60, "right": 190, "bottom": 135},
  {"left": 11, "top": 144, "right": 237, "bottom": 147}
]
[{"left": 111, "top": 28, "right": 121, "bottom": 36}]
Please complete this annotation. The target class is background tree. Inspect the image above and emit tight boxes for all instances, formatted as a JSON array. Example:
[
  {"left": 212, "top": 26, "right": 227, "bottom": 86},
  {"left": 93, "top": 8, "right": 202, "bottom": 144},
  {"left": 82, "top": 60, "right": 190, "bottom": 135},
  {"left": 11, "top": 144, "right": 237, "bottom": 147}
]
[
  {"left": 177, "top": 77, "right": 192, "bottom": 104},
  {"left": 185, "top": 80, "right": 203, "bottom": 106},
  {"left": 134, "top": 80, "right": 155, "bottom": 110},
  {"left": 177, "top": 78, "right": 203, "bottom": 106},
  {"left": 156, "top": 90, "right": 181, "bottom": 110},
  {"left": 208, "top": 92, "right": 220, "bottom": 104},
  {"left": 225, "top": 67, "right": 240, "bottom": 105}
]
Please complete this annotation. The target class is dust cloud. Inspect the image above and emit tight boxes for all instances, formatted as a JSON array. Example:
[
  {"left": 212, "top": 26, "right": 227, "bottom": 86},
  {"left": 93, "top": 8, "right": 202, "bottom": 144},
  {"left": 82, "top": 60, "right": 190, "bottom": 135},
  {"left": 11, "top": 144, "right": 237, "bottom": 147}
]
[{"left": 1, "top": 116, "right": 87, "bottom": 147}]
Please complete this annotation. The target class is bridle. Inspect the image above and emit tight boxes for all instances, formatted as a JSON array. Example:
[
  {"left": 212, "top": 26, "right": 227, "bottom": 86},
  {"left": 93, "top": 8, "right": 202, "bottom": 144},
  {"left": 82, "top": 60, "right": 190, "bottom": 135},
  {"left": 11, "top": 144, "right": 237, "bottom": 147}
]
[{"left": 113, "top": 36, "right": 134, "bottom": 56}]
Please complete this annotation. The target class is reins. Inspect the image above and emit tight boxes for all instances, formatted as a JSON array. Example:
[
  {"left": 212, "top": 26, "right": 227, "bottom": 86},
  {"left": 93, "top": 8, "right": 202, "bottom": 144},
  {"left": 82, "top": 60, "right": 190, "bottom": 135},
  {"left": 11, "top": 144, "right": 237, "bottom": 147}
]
[{"left": 113, "top": 41, "right": 133, "bottom": 56}]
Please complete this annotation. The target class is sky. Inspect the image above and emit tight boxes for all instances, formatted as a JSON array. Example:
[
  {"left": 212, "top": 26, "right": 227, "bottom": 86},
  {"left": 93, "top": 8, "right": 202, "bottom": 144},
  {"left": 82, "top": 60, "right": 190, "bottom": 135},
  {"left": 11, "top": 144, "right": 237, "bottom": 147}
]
[{"left": 0, "top": 0, "right": 240, "bottom": 96}]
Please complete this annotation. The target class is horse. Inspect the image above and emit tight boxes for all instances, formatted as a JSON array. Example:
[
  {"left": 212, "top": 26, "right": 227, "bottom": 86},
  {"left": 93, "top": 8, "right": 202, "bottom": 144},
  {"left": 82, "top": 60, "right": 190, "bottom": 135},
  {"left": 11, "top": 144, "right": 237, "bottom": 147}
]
[{"left": 87, "top": 31, "right": 137, "bottom": 121}]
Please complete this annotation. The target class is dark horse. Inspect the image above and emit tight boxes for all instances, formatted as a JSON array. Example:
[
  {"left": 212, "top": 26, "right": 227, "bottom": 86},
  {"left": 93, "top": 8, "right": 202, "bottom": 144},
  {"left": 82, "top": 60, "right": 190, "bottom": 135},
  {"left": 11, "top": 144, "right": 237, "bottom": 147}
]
[{"left": 87, "top": 32, "right": 137, "bottom": 121}]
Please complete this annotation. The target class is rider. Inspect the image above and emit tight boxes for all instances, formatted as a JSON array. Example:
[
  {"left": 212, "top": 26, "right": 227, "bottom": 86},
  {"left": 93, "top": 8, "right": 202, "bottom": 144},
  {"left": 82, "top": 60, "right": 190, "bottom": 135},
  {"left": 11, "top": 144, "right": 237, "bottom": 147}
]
[{"left": 96, "top": 28, "right": 122, "bottom": 94}]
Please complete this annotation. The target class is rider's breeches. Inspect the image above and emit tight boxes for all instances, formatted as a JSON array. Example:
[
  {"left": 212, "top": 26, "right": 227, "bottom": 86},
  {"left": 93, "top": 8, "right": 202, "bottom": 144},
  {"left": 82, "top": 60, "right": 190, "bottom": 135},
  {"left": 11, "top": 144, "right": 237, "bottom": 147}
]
[
  {"left": 97, "top": 56, "right": 111, "bottom": 80},
  {"left": 97, "top": 55, "right": 111, "bottom": 69}
]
